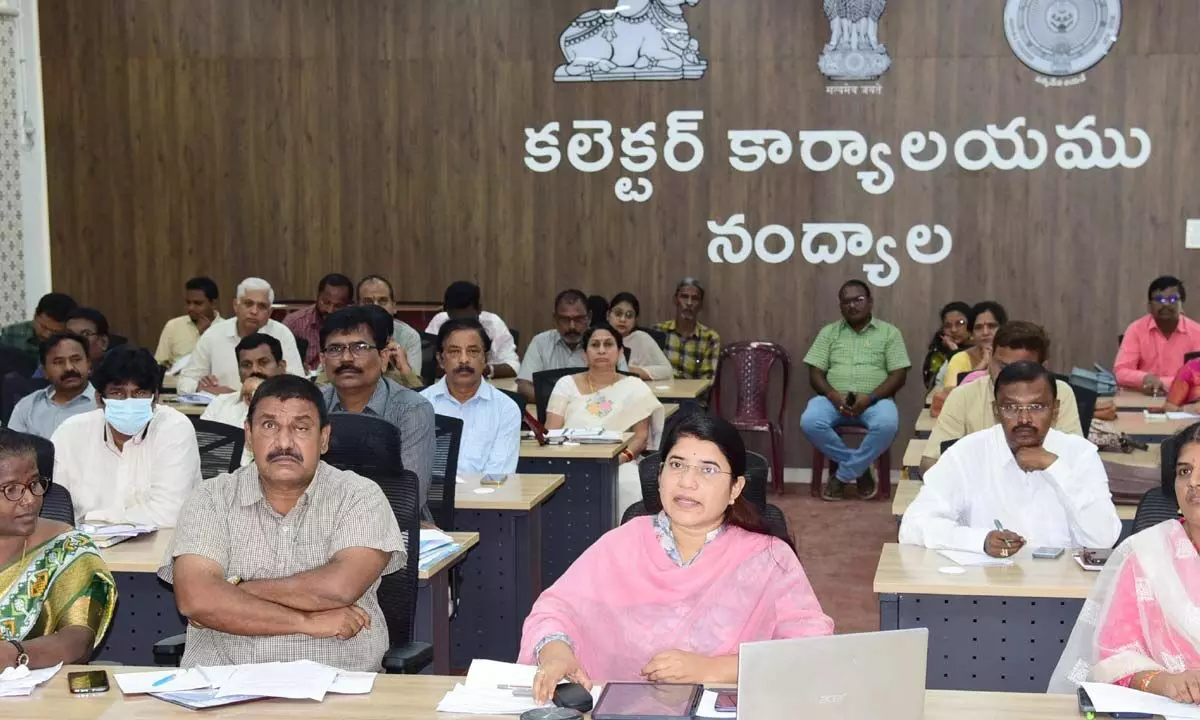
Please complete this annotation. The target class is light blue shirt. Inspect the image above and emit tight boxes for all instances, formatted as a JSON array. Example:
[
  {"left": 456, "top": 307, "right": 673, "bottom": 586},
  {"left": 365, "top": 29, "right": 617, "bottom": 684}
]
[
  {"left": 8, "top": 383, "right": 97, "bottom": 439},
  {"left": 421, "top": 378, "right": 520, "bottom": 475}
]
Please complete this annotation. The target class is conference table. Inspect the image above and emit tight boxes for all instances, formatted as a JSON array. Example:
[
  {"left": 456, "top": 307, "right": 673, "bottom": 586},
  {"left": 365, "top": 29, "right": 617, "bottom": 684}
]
[
  {"left": 17, "top": 667, "right": 1091, "bottom": 720},
  {"left": 517, "top": 435, "right": 631, "bottom": 586},
  {"left": 1112, "top": 388, "right": 1167, "bottom": 410},
  {"left": 491, "top": 376, "right": 712, "bottom": 401},
  {"left": 875, "top": 543, "right": 1095, "bottom": 693},
  {"left": 915, "top": 407, "right": 1196, "bottom": 442},
  {"left": 451, "top": 473, "right": 564, "bottom": 668},
  {"left": 93, "top": 529, "right": 476, "bottom": 671}
]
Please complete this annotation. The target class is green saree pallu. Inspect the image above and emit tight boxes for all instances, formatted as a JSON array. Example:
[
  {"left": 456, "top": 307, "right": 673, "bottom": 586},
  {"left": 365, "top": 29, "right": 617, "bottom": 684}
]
[{"left": 0, "top": 530, "right": 117, "bottom": 647}]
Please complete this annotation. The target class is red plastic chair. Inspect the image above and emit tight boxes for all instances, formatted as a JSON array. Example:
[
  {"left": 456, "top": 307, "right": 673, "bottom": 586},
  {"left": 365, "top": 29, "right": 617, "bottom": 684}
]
[{"left": 711, "top": 341, "right": 790, "bottom": 493}]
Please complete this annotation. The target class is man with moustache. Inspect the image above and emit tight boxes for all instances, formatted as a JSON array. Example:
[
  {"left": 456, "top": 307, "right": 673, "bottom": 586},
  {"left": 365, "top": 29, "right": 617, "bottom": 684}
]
[
  {"left": 318, "top": 306, "right": 435, "bottom": 515},
  {"left": 8, "top": 333, "right": 96, "bottom": 439},
  {"left": 517, "top": 289, "right": 628, "bottom": 402},
  {"left": 653, "top": 278, "right": 722, "bottom": 380},
  {"left": 160, "top": 375, "right": 406, "bottom": 671},
  {"left": 421, "top": 318, "right": 520, "bottom": 474},
  {"left": 899, "top": 361, "right": 1120, "bottom": 558},
  {"left": 1114, "top": 275, "right": 1200, "bottom": 395},
  {"left": 202, "top": 333, "right": 289, "bottom": 428}
]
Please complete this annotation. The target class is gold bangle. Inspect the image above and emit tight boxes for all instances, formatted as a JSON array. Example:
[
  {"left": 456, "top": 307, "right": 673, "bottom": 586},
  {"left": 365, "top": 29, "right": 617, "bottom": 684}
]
[{"left": 1139, "top": 670, "right": 1162, "bottom": 692}]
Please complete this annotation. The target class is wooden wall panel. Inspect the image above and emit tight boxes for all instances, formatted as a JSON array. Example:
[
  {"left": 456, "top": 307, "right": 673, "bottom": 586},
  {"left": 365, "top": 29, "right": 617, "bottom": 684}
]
[{"left": 41, "top": 0, "right": 1200, "bottom": 464}]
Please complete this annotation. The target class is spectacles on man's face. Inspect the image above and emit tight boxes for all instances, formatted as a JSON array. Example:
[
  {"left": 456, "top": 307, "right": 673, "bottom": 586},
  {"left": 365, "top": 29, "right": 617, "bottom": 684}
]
[
  {"left": 997, "top": 403, "right": 1051, "bottom": 418},
  {"left": 1153, "top": 295, "right": 1182, "bottom": 306},
  {"left": 324, "top": 342, "right": 379, "bottom": 359},
  {"left": 1, "top": 477, "right": 49, "bottom": 503}
]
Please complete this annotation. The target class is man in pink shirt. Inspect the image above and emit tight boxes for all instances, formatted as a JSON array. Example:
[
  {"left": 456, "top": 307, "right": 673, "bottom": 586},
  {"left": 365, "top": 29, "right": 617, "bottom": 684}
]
[{"left": 1114, "top": 276, "right": 1200, "bottom": 394}]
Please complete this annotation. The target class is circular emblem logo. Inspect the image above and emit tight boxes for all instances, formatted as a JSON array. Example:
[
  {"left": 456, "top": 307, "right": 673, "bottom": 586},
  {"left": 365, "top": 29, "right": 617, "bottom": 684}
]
[{"left": 1004, "top": 0, "right": 1121, "bottom": 77}]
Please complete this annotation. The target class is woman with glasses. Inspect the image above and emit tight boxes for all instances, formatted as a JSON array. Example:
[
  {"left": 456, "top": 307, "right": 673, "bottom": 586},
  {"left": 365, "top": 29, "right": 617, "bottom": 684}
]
[
  {"left": 922, "top": 301, "right": 972, "bottom": 390},
  {"left": 545, "top": 323, "right": 665, "bottom": 514},
  {"left": 942, "top": 300, "right": 1008, "bottom": 389},
  {"left": 519, "top": 414, "right": 832, "bottom": 702},
  {"left": 606, "top": 292, "right": 673, "bottom": 381},
  {"left": 1050, "top": 422, "right": 1200, "bottom": 699},
  {"left": 0, "top": 430, "right": 116, "bottom": 671}
]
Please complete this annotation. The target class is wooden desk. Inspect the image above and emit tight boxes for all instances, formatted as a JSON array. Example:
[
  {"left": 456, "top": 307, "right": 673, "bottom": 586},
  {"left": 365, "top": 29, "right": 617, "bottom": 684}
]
[
  {"left": 493, "top": 376, "right": 711, "bottom": 401},
  {"left": 903, "top": 438, "right": 925, "bottom": 469},
  {"left": 452, "top": 474, "right": 564, "bottom": 668},
  {"left": 875, "top": 543, "right": 1092, "bottom": 692},
  {"left": 1099, "top": 445, "right": 1160, "bottom": 469},
  {"left": 162, "top": 374, "right": 178, "bottom": 391},
  {"left": 891, "top": 479, "right": 1136, "bottom": 524},
  {"left": 518, "top": 436, "right": 627, "bottom": 586},
  {"left": 20, "top": 667, "right": 1085, "bottom": 720},
  {"left": 1114, "top": 411, "right": 1196, "bottom": 440},
  {"left": 915, "top": 408, "right": 935, "bottom": 437},
  {"left": 416, "top": 531, "right": 477, "bottom": 675},
  {"left": 1112, "top": 388, "right": 1166, "bottom": 410},
  {"left": 92, "top": 530, "right": 185, "bottom": 665}
]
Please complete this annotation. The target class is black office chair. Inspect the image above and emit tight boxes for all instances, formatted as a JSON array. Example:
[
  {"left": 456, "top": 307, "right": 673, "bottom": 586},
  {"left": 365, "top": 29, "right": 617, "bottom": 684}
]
[
  {"left": 296, "top": 337, "right": 309, "bottom": 365},
  {"left": 420, "top": 333, "right": 438, "bottom": 387},
  {"left": 1186, "top": 351, "right": 1200, "bottom": 364},
  {"left": 191, "top": 419, "right": 246, "bottom": 479},
  {"left": 1070, "top": 383, "right": 1099, "bottom": 437},
  {"left": 940, "top": 438, "right": 959, "bottom": 455},
  {"left": 509, "top": 328, "right": 520, "bottom": 350},
  {"left": 324, "top": 413, "right": 405, "bottom": 475},
  {"left": 40, "top": 484, "right": 75, "bottom": 525},
  {"left": 428, "top": 414, "right": 462, "bottom": 530},
  {"left": 1, "top": 372, "right": 49, "bottom": 424},
  {"left": 642, "top": 327, "right": 668, "bottom": 351},
  {"left": 1132, "top": 487, "right": 1181, "bottom": 534},
  {"left": 532, "top": 368, "right": 581, "bottom": 424}
]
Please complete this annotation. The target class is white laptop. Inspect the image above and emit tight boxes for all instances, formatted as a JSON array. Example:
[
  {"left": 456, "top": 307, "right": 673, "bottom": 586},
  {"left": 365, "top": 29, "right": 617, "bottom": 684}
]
[{"left": 736, "top": 628, "right": 928, "bottom": 720}]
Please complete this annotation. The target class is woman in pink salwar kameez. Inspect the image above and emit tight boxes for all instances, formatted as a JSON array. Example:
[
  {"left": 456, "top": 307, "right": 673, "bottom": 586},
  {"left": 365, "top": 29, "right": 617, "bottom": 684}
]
[
  {"left": 519, "top": 414, "right": 834, "bottom": 703},
  {"left": 1051, "top": 422, "right": 1200, "bottom": 702}
]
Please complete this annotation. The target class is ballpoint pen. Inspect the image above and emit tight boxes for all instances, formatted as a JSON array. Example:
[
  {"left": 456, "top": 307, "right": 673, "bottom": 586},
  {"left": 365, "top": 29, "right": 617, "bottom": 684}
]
[{"left": 151, "top": 672, "right": 178, "bottom": 688}]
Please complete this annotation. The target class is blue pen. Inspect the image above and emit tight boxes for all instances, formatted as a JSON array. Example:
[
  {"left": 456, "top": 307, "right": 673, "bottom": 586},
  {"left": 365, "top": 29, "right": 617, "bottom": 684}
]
[{"left": 151, "top": 672, "right": 178, "bottom": 688}]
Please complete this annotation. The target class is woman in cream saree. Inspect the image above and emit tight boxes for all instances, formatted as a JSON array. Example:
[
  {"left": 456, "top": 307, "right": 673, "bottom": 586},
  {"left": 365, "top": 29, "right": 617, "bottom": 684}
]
[
  {"left": 546, "top": 323, "right": 665, "bottom": 515},
  {"left": 1050, "top": 423, "right": 1200, "bottom": 702}
]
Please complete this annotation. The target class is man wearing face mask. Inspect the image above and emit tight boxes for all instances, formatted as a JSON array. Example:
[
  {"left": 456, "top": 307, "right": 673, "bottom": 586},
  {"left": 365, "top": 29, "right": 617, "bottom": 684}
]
[
  {"left": 51, "top": 346, "right": 201, "bottom": 527},
  {"left": 9, "top": 333, "right": 96, "bottom": 439},
  {"left": 318, "top": 306, "right": 435, "bottom": 515},
  {"left": 899, "top": 361, "right": 1120, "bottom": 557},
  {"left": 421, "top": 318, "right": 520, "bottom": 474}
]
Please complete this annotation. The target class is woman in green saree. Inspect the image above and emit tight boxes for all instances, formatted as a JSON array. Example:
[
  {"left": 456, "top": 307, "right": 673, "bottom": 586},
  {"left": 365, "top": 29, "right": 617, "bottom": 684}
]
[{"left": 0, "top": 430, "right": 116, "bottom": 670}]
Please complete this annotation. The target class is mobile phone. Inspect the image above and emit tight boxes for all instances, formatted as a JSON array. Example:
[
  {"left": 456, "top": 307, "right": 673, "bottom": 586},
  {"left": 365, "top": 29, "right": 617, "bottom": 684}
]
[
  {"left": 481, "top": 474, "right": 508, "bottom": 486},
  {"left": 1081, "top": 548, "right": 1113, "bottom": 568},
  {"left": 1032, "top": 547, "right": 1064, "bottom": 559},
  {"left": 715, "top": 691, "right": 738, "bottom": 711},
  {"left": 68, "top": 670, "right": 110, "bottom": 694}
]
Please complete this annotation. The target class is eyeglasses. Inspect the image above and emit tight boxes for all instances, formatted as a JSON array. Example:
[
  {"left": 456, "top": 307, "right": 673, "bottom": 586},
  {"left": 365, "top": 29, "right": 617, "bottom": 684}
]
[
  {"left": 74, "top": 329, "right": 97, "bottom": 338},
  {"left": 104, "top": 389, "right": 154, "bottom": 400},
  {"left": 997, "top": 403, "right": 1051, "bottom": 418},
  {"left": 662, "top": 458, "right": 731, "bottom": 480},
  {"left": 557, "top": 314, "right": 589, "bottom": 327},
  {"left": 610, "top": 310, "right": 636, "bottom": 321},
  {"left": 443, "top": 347, "right": 484, "bottom": 360},
  {"left": 324, "top": 342, "right": 379, "bottom": 359},
  {"left": 1153, "top": 295, "right": 1182, "bottom": 306},
  {"left": 2, "top": 477, "right": 49, "bottom": 502}
]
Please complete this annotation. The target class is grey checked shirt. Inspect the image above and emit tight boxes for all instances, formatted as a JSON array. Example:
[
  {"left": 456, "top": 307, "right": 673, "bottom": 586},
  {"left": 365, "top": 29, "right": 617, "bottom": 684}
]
[
  {"left": 321, "top": 377, "right": 435, "bottom": 512},
  {"left": 159, "top": 461, "right": 405, "bottom": 672},
  {"left": 8, "top": 383, "right": 97, "bottom": 439}
]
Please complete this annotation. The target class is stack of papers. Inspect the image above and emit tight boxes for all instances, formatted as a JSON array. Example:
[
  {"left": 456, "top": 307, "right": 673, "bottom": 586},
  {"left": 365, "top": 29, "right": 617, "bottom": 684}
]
[
  {"left": 0, "top": 662, "right": 61, "bottom": 697},
  {"left": 78, "top": 523, "right": 157, "bottom": 549},
  {"left": 1081, "top": 681, "right": 1200, "bottom": 719},
  {"left": 1166, "top": 411, "right": 1200, "bottom": 421},
  {"left": 114, "top": 660, "right": 376, "bottom": 708},
  {"left": 547, "top": 428, "right": 623, "bottom": 444},
  {"left": 436, "top": 660, "right": 602, "bottom": 715},
  {"left": 419, "top": 529, "right": 461, "bottom": 572},
  {"left": 936, "top": 549, "right": 1014, "bottom": 567},
  {"left": 176, "top": 392, "right": 216, "bottom": 405}
]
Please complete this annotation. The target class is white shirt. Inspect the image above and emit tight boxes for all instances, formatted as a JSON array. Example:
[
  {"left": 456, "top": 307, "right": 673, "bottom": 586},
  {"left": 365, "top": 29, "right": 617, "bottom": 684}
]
[
  {"left": 199, "top": 392, "right": 254, "bottom": 467},
  {"left": 51, "top": 406, "right": 202, "bottom": 527},
  {"left": 425, "top": 311, "right": 521, "bottom": 372},
  {"left": 898, "top": 425, "right": 1121, "bottom": 552},
  {"left": 421, "top": 377, "right": 520, "bottom": 474},
  {"left": 177, "top": 317, "right": 305, "bottom": 394}
]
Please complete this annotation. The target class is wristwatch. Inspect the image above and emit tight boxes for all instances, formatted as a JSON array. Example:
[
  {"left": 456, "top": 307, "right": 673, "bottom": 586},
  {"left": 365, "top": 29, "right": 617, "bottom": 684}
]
[
  {"left": 7, "top": 639, "right": 28, "bottom": 669},
  {"left": 867, "top": 392, "right": 878, "bottom": 406}
]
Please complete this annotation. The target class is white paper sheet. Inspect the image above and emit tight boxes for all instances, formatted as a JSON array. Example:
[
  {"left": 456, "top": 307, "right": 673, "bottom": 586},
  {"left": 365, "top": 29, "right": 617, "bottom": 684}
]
[
  {"left": 176, "top": 392, "right": 216, "bottom": 406},
  {"left": 115, "top": 668, "right": 211, "bottom": 694},
  {"left": 0, "top": 662, "right": 62, "bottom": 697},
  {"left": 695, "top": 689, "right": 737, "bottom": 718},
  {"left": 936, "top": 549, "right": 1014, "bottom": 567},
  {"left": 1082, "top": 681, "right": 1200, "bottom": 719},
  {"left": 435, "top": 660, "right": 603, "bottom": 715},
  {"left": 329, "top": 671, "right": 377, "bottom": 695},
  {"left": 1167, "top": 412, "right": 1200, "bottom": 421},
  {"left": 214, "top": 661, "right": 337, "bottom": 701}
]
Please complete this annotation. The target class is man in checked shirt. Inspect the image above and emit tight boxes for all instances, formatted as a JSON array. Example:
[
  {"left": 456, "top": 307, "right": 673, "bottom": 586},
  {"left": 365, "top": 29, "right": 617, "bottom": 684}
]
[{"left": 654, "top": 278, "right": 722, "bottom": 380}]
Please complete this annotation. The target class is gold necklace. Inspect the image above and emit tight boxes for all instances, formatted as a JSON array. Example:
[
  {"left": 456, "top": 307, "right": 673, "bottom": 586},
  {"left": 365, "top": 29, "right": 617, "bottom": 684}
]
[{"left": 587, "top": 372, "right": 614, "bottom": 394}]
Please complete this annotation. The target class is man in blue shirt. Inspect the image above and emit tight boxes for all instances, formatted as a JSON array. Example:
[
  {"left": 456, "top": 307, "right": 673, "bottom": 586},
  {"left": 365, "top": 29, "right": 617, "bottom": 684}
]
[{"left": 421, "top": 318, "right": 521, "bottom": 474}]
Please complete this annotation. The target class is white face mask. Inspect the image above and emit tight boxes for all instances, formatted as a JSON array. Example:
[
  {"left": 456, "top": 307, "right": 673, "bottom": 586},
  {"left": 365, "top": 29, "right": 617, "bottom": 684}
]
[{"left": 103, "top": 397, "right": 154, "bottom": 435}]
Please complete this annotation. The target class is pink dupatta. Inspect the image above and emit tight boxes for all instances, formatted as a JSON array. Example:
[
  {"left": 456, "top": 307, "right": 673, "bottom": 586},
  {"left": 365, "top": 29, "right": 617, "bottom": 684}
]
[
  {"left": 1050, "top": 519, "right": 1200, "bottom": 692},
  {"left": 518, "top": 516, "right": 834, "bottom": 682}
]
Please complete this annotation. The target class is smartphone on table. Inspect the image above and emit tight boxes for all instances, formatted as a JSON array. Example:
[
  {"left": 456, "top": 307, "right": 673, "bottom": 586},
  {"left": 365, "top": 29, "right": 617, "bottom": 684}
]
[
  {"left": 67, "top": 670, "right": 109, "bottom": 694},
  {"left": 1032, "top": 547, "right": 1064, "bottom": 559},
  {"left": 715, "top": 690, "right": 738, "bottom": 712}
]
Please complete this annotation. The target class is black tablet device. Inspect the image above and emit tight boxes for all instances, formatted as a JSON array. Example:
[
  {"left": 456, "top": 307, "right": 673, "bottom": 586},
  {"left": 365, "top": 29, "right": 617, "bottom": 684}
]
[{"left": 591, "top": 682, "right": 703, "bottom": 720}]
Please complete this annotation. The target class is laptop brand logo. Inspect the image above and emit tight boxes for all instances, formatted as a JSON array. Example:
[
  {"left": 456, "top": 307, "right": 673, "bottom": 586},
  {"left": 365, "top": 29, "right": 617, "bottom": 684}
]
[{"left": 818, "top": 693, "right": 847, "bottom": 705}]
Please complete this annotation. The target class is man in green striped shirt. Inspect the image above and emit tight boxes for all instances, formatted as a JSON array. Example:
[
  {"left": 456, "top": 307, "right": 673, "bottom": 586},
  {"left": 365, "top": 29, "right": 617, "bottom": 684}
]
[{"left": 802, "top": 280, "right": 910, "bottom": 500}]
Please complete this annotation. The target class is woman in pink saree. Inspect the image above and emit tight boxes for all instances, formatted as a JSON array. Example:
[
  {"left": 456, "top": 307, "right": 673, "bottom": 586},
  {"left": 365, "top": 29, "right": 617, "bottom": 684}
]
[
  {"left": 1050, "top": 422, "right": 1200, "bottom": 702},
  {"left": 519, "top": 414, "right": 834, "bottom": 703}
]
